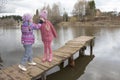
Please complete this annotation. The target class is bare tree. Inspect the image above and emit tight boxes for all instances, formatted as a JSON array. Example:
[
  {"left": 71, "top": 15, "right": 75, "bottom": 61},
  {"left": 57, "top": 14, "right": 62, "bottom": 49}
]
[
  {"left": 33, "top": 9, "right": 39, "bottom": 23},
  {"left": 72, "top": 0, "right": 86, "bottom": 21},
  {"left": 50, "top": 3, "right": 62, "bottom": 24},
  {"left": 39, "top": 2, "right": 62, "bottom": 24},
  {"left": 51, "top": 3, "right": 61, "bottom": 17},
  {"left": 0, "top": 0, "right": 7, "bottom": 12},
  {"left": 63, "top": 9, "right": 68, "bottom": 22},
  {"left": 88, "top": 0, "right": 96, "bottom": 16},
  {"left": 46, "top": 4, "right": 52, "bottom": 20}
]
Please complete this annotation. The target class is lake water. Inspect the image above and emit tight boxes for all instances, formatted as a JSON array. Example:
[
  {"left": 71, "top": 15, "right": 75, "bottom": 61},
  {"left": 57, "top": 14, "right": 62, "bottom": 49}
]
[{"left": 0, "top": 25, "right": 120, "bottom": 80}]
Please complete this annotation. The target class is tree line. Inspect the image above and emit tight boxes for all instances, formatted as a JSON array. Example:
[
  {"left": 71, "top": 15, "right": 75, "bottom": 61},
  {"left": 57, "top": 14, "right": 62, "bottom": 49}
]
[
  {"left": 1, "top": 0, "right": 120, "bottom": 27},
  {"left": 0, "top": 15, "right": 22, "bottom": 21},
  {"left": 0, "top": 15, "right": 22, "bottom": 27},
  {"left": 33, "top": 2, "right": 65, "bottom": 24},
  {"left": 38, "top": 0, "right": 96, "bottom": 23}
]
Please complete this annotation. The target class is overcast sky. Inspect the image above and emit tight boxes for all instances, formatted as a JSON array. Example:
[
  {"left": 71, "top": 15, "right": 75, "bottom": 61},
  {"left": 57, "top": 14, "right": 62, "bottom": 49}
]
[{"left": 0, "top": 0, "right": 120, "bottom": 16}]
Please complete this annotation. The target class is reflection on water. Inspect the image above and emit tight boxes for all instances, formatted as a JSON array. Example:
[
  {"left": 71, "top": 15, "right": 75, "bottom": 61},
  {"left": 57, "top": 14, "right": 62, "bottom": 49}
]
[
  {"left": 47, "top": 55, "right": 95, "bottom": 80},
  {"left": 0, "top": 26, "right": 120, "bottom": 79},
  {"left": 78, "top": 28, "right": 120, "bottom": 80}
]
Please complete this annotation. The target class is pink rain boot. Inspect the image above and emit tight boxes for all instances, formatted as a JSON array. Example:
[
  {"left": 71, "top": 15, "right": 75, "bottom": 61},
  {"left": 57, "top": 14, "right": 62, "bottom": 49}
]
[
  {"left": 42, "top": 53, "right": 47, "bottom": 62},
  {"left": 48, "top": 54, "right": 53, "bottom": 62}
]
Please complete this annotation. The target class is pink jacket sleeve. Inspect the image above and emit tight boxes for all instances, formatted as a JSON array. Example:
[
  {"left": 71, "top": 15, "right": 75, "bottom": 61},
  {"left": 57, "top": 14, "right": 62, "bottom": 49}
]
[{"left": 49, "top": 21, "right": 57, "bottom": 38}]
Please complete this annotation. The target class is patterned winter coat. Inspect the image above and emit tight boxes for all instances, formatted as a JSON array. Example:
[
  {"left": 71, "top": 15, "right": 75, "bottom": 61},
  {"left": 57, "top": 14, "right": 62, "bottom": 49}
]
[
  {"left": 21, "top": 21, "right": 41, "bottom": 45},
  {"left": 40, "top": 20, "right": 57, "bottom": 42}
]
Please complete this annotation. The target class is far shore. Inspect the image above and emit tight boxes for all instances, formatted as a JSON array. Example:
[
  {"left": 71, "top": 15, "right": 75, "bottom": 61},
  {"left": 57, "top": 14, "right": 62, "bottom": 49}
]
[
  {"left": 57, "top": 20, "right": 120, "bottom": 28},
  {"left": 0, "top": 20, "right": 120, "bottom": 28}
]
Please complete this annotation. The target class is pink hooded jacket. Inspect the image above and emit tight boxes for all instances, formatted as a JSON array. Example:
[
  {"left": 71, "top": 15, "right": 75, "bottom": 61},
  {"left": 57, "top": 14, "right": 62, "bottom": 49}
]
[{"left": 40, "top": 20, "right": 57, "bottom": 42}]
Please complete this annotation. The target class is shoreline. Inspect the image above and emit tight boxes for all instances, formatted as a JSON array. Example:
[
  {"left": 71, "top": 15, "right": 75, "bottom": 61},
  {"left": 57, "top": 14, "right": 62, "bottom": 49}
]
[
  {"left": 0, "top": 20, "right": 120, "bottom": 28},
  {"left": 57, "top": 21, "right": 120, "bottom": 28}
]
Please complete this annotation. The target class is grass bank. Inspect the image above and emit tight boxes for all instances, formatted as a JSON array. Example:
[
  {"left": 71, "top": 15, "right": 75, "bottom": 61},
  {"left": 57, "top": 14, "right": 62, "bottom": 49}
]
[{"left": 57, "top": 20, "right": 120, "bottom": 27}]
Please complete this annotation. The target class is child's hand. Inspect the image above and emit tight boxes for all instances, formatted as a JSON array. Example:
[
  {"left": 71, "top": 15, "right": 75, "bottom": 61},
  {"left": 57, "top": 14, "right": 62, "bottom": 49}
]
[
  {"left": 39, "top": 19, "right": 44, "bottom": 24},
  {"left": 38, "top": 24, "right": 41, "bottom": 26}
]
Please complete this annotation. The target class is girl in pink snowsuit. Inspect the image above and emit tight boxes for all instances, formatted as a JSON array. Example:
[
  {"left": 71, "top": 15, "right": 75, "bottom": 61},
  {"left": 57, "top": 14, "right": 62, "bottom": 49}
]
[{"left": 39, "top": 10, "right": 57, "bottom": 62}]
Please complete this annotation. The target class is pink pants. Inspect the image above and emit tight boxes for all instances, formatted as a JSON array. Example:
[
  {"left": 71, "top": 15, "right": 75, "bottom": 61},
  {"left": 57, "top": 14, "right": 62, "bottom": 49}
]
[{"left": 43, "top": 41, "right": 52, "bottom": 59}]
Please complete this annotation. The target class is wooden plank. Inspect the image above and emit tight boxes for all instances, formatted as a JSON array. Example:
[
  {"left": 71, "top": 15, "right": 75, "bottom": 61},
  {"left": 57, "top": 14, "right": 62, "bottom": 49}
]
[
  {"left": 34, "top": 57, "right": 60, "bottom": 69},
  {"left": 66, "top": 36, "right": 95, "bottom": 49},
  {"left": 53, "top": 51, "right": 71, "bottom": 58},
  {"left": 67, "top": 40, "right": 86, "bottom": 45},
  {"left": 73, "top": 36, "right": 95, "bottom": 42},
  {"left": 9, "top": 65, "right": 44, "bottom": 80},
  {"left": 65, "top": 43, "right": 84, "bottom": 48},
  {"left": 12, "top": 64, "right": 45, "bottom": 80},
  {"left": 33, "top": 58, "right": 49, "bottom": 71},
  {"left": 55, "top": 45, "right": 80, "bottom": 54},
  {"left": 23, "top": 66, "right": 44, "bottom": 78},
  {"left": 2, "top": 65, "right": 30, "bottom": 80},
  {"left": 34, "top": 57, "right": 49, "bottom": 68},
  {"left": 12, "top": 65, "right": 32, "bottom": 79},
  {"left": 12, "top": 64, "right": 45, "bottom": 79},
  {"left": 34, "top": 56, "right": 62, "bottom": 72},
  {"left": 66, "top": 36, "right": 95, "bottom": 44},
  {"left": 0, "top": 70, "right": 13, "bottom": 80},
  {"left": 53, "top": 55, "right": 65, "bottom": 63}
]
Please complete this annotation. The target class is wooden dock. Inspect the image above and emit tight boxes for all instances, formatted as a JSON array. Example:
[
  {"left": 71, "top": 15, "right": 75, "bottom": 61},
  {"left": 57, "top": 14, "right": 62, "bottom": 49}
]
[{"left": 0, "top": 36, "right": 95, "bottom": 80}]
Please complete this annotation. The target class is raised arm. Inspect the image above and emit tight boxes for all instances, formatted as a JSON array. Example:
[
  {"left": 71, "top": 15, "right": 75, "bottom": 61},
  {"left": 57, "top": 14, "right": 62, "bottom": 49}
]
[{"left": 31, "top": 23, "right": 42, "bottom": 30}]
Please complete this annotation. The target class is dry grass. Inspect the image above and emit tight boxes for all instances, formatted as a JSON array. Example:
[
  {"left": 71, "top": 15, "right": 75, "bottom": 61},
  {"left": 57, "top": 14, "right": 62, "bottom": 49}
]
[{"left": 58, "top": 20, "right": 120, "bottom": 27}]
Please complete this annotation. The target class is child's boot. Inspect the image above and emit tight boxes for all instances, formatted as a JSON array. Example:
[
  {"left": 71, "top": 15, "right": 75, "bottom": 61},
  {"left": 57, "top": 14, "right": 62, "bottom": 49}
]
[
  {"left": 48, "top": 54, "right": 53, "bottom": 62},
  {"left": 42, "top": 53, "right": 47, "bottom": 62}
]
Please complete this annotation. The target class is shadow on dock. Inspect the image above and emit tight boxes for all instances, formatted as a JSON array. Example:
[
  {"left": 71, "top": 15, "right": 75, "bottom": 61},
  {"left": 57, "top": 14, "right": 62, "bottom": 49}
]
[{"left": 47, "top": 55, "right": 95, "bottom": 80}]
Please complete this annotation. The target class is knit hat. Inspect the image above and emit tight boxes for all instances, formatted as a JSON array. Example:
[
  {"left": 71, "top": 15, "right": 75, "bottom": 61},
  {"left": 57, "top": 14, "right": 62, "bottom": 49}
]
[
  {"left": 39, "top": 10, "right": 48, "bottom": 19},
  {"left": 22, "top": 13, "right": 32, "bottom": 22}
]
